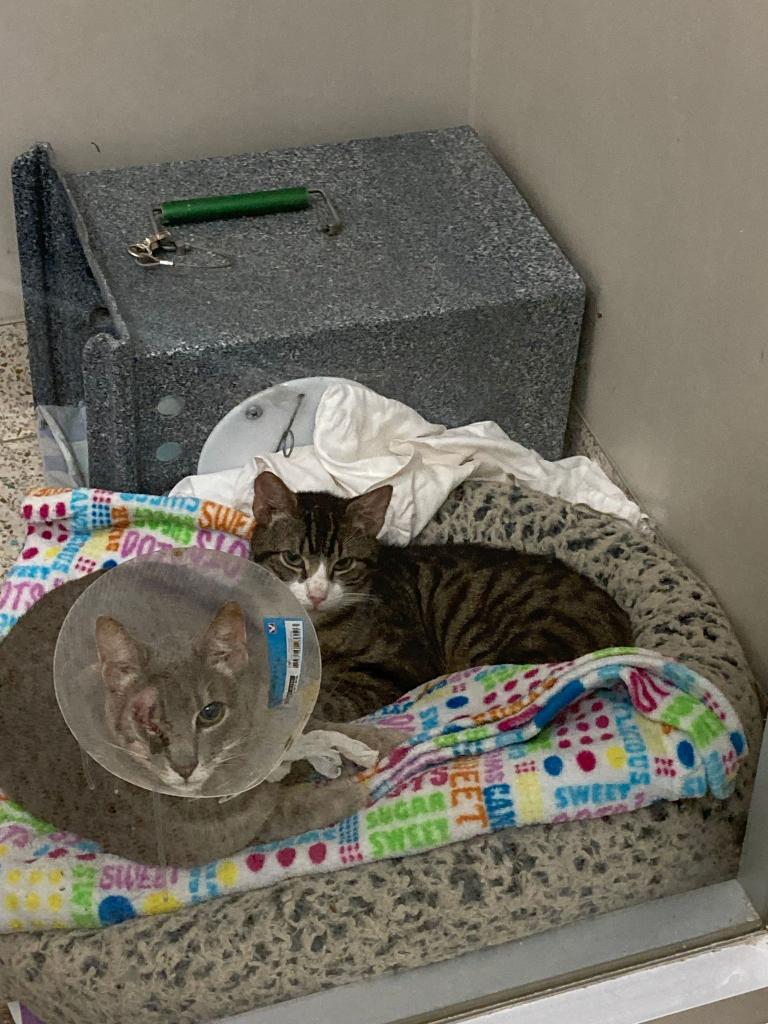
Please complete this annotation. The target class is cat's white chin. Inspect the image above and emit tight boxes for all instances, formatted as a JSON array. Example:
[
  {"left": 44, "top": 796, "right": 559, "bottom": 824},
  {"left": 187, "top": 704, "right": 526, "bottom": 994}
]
[{"left": 159, "top": 768, "right": 209, "bottom": 791}]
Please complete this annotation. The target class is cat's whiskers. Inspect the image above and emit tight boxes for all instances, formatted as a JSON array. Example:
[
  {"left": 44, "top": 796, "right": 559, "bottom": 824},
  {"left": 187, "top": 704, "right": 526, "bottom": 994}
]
[
  {"left": 338, "top": 592, "right": 380, "bottom": 606},
  {"left": 208, "top": 739, "right": 252, "bottom": 769},
  {"left": 316, "top": 591, "right": 380, "bottom": 615},
  {"left": 210, "top": 744, "right": 248, "bottom": 764},
  {"left": 210, "top": 751, "right": 249, "bottom": 769}
]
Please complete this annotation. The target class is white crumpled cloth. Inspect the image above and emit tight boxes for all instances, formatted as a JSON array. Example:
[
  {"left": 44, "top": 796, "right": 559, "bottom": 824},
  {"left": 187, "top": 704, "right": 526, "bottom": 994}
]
[
  {"left": 265, "top": 730, "right": 378, "bottom": 782},
  {"left": 171, "top": 382, "right": 646, "bottom": 544}
]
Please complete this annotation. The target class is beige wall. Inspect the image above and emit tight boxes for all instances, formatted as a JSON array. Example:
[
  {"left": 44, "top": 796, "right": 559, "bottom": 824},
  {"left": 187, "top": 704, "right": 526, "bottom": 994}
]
[
  {"left": 473, "top": 0, "right": 768, "bottom": 683},
  {"left": 2, "top": 0, "right": 765, "bottom": 682},
  {"left": 0, "top": 0, "right": 472, "bottom": 321}
]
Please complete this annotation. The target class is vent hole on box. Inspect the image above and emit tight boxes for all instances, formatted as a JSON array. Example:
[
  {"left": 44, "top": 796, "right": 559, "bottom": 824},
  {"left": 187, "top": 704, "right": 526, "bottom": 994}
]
[
  {"left": 156, "top": 395, "right": 185, "bottom": 418},
  {"left": 156, "top": 442, "right": 183, "bottom": 463},
  {"left": 88, "top": 305, "right": 111, "bottom": 329}
]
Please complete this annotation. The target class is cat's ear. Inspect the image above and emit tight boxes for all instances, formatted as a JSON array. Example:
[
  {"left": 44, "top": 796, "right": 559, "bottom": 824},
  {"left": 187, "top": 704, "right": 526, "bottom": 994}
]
[
  {"left": 95, "top": 616, "right": 147, "bottom": 693},
  {"left": 344, "top": 485, "right": 392, "bottom": 538},
  {"left": 252, "top": 472, "right": 299, "bottom": 526},
  {"left": 203, "top": 601, "right": 248, "bottom": 674}
]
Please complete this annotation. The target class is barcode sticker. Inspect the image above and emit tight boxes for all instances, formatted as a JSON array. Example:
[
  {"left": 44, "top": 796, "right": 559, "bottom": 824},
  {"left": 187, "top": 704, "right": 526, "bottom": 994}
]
[{"left": 264, "top": 617, "right": 305, "bottom": 707}]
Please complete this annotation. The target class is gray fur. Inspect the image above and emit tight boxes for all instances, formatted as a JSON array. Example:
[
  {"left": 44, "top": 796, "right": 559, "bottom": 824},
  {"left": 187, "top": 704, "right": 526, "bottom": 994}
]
[{"left": 0, "top": 579, "right": 400, "bottom": 866}]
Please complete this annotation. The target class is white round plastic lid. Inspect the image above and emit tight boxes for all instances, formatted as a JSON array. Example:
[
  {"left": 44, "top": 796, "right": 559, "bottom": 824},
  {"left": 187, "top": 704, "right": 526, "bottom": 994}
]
[
  {"left": 197, "top": 376, "right": 358, "bottom": 475},
  {"left": 53, "top": 549, "right": 320, "bottom": 798}
]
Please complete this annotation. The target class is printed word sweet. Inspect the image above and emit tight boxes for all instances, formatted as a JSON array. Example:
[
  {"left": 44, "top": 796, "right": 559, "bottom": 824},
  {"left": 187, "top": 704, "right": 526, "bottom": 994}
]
[
  {"left": 100, "top": 865, "right": 180, "bottom": 891},
  {"left": 554, "top": 781, "right": 633, "bottom": 809},
  {"left": 368, "top": 818, "right": 449, "bottom": 857},
  {"left": 8, "top": 565, "right": 51, "bottom": 580},
  {"left": 367, "top": 792, "right": 449, "bottom": 857},
  {"left": 552, "top": 790, "right": 646, "bottom": 823},
  {"left": 449, "top": 759, "right": 488, "bottom": 828},
  {"left": 199, "top": 501, "right": 253, "bottom": 538}
]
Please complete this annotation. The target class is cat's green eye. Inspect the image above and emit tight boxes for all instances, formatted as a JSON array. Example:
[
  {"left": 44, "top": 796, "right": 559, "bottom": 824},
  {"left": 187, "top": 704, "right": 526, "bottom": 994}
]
[
  {"left": 197, "top": 701, "right": 226, "bottom": 727},
  {"left": 334, "top": 557, "right": 356, "bottom": 573},
  {"left": 281, "top": 551, "right": 303, "bottom": 569}
]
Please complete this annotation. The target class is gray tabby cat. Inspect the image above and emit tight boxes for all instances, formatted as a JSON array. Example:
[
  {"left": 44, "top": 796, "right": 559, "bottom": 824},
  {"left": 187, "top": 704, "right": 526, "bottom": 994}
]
[
  {"left": 250, "top": 473, "right": 633, "bottom": 720},
  {"left": 0, "top": 574, "right": 400, "bottom": 866}
]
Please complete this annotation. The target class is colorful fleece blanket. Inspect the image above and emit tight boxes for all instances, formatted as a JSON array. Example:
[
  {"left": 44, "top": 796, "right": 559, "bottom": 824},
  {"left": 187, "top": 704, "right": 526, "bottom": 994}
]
[{"left": 0, "top": 488, "right": 747, "bottom": 934}]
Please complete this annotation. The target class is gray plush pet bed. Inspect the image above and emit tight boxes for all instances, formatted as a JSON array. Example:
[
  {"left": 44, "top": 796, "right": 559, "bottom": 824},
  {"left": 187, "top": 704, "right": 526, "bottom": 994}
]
[{"left": 0, "top": 481, "right": 762, "bottom": 1024}]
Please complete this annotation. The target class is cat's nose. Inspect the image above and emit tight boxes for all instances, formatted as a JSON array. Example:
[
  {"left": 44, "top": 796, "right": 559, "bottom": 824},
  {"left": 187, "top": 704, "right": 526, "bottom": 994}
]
[
  {"left": 308, "top": 592, "right": 326, "bottom": 608},
  {"left": 172, "top": 761, "right": 197, "bottom": 781}
]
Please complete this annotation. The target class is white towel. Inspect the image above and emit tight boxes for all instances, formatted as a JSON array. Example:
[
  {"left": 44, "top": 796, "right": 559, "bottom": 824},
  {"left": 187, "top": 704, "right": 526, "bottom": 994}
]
[
  {"left": 265, "top": 731, "right": 378, "bottom": 782},
  {"left": 171, "top": 382, "right": 646, "bottom": 544}
]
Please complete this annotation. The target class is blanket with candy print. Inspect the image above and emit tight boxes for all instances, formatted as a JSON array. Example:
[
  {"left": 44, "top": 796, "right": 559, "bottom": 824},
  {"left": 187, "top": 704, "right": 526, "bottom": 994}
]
[{"left": 0, "top": 488, "right": 747, "bottom": 934}]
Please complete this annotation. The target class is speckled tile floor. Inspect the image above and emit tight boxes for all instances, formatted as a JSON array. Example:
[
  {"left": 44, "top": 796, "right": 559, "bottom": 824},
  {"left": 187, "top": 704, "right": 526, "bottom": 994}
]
[
  {"left": 0, "top": 323, "right": 43, "bottom": 576},
  {"left": 0, "top": 323, "right": 36, "bottom": 441}
]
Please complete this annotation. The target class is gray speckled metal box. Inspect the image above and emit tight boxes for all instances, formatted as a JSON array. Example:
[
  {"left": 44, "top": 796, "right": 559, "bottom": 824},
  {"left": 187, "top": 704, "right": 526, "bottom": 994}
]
[{"left": 13, "top": 128, "right": 584, "bottom": 493}]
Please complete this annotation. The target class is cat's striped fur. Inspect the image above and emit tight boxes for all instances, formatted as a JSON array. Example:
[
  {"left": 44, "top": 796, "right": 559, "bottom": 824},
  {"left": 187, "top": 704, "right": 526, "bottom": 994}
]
[{"left": 250, "top": 474, "right": 632, "bottom": 719}]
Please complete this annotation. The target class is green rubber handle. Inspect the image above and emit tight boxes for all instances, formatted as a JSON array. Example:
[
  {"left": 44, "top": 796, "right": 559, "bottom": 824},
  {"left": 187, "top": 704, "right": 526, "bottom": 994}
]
[{"left": 158, "top": 187, "right": 311, "bottom": 226}]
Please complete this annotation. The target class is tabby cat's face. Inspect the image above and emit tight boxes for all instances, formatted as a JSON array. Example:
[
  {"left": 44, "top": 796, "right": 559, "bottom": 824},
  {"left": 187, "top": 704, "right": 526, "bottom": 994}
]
[
  {"left": 250, "top": 473, "right": 392, "bottom": 615},
  {"left": 95, "top": 603, "right": 261, "bottom": 792}
]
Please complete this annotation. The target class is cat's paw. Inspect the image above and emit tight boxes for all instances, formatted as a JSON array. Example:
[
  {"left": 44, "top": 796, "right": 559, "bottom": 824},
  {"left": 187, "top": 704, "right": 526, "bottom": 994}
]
[
  {"left": 374, "top": 727, "right": 411, "bottom": 758},
  {"left": 306, "top": 720, "right": 410, "bottom": 762},
  {"left": 326, "top": 778, "right": 372, "bottom": 822},
  {"left": 345, "top": 724, "right": 410, "bottom": 759}
]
